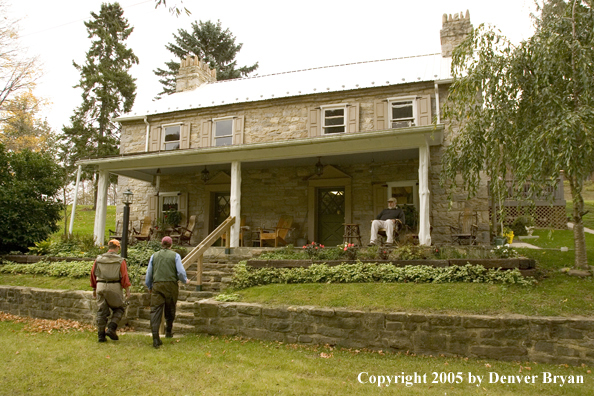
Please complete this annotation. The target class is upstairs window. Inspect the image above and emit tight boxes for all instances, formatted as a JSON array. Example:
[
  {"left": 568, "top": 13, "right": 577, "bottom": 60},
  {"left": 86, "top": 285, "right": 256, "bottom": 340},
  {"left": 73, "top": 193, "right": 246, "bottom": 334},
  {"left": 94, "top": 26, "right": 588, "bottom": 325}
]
[
  {"left": 214, "top": 118, "right": 233, "bottom": 146},
  {"left": 389, "top": 98, "right": 416, "bottom": 128},
  {"left": 163, "top": 125, "right": 181, "bottom": 150},
  {"left": 322, "top": 107, "right": 346, "bottom": 134}
]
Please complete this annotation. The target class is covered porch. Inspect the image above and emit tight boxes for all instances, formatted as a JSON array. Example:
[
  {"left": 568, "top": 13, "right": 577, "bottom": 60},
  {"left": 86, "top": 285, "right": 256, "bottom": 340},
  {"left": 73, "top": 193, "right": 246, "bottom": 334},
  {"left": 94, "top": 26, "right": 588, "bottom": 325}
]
[{"left": 79, "top": 126, "right": 443, "bottom": 248}]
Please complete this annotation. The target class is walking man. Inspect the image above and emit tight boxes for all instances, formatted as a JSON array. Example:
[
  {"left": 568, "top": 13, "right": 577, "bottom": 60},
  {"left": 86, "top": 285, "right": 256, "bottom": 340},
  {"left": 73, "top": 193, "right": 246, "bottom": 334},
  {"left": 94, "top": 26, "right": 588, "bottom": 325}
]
[
  {"left": 90, "top": 239, "right": 131, "bottom": 342},
  {"left": 145, "top": 236, "right": 189, "bottom": 348}
]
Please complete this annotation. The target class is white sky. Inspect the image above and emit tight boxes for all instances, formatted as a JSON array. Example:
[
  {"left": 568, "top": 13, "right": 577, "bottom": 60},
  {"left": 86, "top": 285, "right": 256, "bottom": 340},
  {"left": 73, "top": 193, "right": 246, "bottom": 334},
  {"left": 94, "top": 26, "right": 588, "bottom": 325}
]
[{"left": 9, "top": 0, "right": 537, "bottom": 133}]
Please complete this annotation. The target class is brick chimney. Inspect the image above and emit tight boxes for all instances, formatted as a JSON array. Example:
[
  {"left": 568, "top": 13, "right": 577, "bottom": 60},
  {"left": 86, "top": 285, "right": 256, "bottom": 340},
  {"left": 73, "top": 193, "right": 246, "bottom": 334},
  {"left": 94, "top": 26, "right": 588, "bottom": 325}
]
[
  {"left": 175, "top": 55, "right": 217, "bottom": 92},
  {"left": 440, "top": 10, "right": 473, "bottom": 57}
]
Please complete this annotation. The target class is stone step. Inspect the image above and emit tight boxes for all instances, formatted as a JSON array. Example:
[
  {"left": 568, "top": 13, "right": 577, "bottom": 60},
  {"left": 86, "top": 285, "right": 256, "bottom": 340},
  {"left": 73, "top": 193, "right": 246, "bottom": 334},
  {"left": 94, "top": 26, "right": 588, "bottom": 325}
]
[{"left": 127, "top": 318, "right": 196, "bottom": 334}]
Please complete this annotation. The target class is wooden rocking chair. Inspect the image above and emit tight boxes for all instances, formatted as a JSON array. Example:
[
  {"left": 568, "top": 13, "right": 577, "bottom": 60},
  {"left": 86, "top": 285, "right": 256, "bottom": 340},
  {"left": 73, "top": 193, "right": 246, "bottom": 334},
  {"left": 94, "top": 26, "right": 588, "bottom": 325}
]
[
  {"left": 221, "top": 215, "right": 247, "bottom": 247},
  {"left": 450, "top": 208, "right": 478, "bottom": 245},
  {"left": 173, "top": 215, "right": 196, "bottom": 246},
  {"left": 133, "top": 216, "right": 153, "bottom": 242},
  {"left": 259, "top": 215, "right": 293, "bottom": 247}
]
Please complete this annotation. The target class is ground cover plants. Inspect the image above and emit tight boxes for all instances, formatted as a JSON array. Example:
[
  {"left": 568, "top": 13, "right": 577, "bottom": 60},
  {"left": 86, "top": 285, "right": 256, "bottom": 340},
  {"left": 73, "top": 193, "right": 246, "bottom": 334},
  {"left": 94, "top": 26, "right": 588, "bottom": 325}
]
[{"left": 0, "top": 313, "right": 591, "bottom": 396}]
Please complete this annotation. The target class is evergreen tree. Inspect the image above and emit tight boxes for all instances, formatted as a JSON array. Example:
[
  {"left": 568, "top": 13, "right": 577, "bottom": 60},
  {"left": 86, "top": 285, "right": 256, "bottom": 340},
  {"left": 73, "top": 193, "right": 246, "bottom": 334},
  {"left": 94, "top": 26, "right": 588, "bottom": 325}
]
[
  {"left": 60, "top": 2, "right": 138, "bottom": 206},
  {"left": 154, "top": 20, "right": 258, "bottom": 97}
]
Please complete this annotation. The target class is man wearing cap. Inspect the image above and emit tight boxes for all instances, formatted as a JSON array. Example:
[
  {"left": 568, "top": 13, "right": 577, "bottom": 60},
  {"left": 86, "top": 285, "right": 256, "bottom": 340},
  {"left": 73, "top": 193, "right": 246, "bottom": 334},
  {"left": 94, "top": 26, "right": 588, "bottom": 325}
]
[
  {"left": 369, "top": 197, "right": 406, "bottom": 246},
  {"left": 145, "top": 236, "right": 189, "bottom": 349},
  {"left": 90, "top": 239, "right": 131, "bottom": 342}
]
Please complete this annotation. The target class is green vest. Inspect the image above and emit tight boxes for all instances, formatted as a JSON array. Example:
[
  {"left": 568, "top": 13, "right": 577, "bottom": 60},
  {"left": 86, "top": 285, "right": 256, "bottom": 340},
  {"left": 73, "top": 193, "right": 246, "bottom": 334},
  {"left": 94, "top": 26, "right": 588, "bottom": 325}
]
[
  {"left": 152, "top": 249, "right": 178, "bottom": 282},
  {"left": 95, "top": 252, "right": 123, "bottom": 282}
]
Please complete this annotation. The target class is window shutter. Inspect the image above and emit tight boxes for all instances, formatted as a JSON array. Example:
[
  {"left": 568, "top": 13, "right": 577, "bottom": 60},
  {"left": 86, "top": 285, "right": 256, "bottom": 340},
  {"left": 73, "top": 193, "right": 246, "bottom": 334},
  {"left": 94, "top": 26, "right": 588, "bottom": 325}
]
[
  {"left": 201, "top": 120, "right": 212, "bottom": 148},
  {"left": 347, "top": 103, "right": 360, "bottom": 133},
  {"left": 233, "top": 116, "right": 244, "bottom": 145},
  {"left": 373, "top": 184, "right": 388, "bottom": 216},
  {"left": 417, "top": 95, "right": 432, "bottom": 126},
  {"left": 307, "top": 107, "right": 320, "bottom": 137},
  {"left": 180, "top": 123, "right": 190, "bottom": 149},
  {"left": 178, "top": 192, "right": 188, "bottom": 223},
  {"left": 374, "top": 100, "right": 389, "bottom": 130},
  {"left": 148, "top": 195, "right": 158, "bottom": 222},
  {"left": 149, "top": 126, "right": 161, "bottom": 152}
]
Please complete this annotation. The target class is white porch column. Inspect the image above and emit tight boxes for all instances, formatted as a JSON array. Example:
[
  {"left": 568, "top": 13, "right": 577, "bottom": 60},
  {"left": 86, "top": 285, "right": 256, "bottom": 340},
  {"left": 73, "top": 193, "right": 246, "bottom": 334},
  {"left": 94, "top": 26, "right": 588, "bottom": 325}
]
[
  {"left": 93, "top": 170, "right": 109, "bottom": 246},
  {"left": 68, "top": 165, "right": 82, "bottom": 234},
  {"left": 418, "top": 138, "right": 432, "bottom": 246},
  {"left": 230, "top": 161, "right": 242, "bottom": 248}
]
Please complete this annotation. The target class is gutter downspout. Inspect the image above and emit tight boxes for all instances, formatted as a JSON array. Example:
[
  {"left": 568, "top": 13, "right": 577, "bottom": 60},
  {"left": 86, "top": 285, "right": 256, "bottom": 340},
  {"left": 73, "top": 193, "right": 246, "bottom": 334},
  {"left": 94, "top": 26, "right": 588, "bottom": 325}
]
[
  {"left": 144, "top": 116, "right": 150, "bottom": 152},
  {"left": 434, "top": 82, "right": 441, "bottom": 124}
]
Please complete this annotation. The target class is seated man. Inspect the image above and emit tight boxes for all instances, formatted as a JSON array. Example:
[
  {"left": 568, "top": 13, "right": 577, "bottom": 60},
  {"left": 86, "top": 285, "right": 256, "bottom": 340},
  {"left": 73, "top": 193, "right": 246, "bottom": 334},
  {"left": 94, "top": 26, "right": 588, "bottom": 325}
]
[{"left": 370, "top": 197, "right": 405, "bottom": 246}]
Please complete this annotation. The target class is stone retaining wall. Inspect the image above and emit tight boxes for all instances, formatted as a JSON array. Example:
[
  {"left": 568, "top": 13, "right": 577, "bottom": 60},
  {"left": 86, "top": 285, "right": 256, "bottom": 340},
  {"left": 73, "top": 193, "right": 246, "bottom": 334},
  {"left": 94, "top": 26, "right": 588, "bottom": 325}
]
[{"left": 1, "top": 285, "right": 592, "bottom": 366}]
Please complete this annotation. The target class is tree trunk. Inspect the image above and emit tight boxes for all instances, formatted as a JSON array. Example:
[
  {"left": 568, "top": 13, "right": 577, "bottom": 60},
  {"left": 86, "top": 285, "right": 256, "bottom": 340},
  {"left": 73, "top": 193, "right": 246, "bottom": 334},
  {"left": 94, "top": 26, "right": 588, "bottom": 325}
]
[{"left": 570, "top": 177, "right": 588, "bottom": 269}]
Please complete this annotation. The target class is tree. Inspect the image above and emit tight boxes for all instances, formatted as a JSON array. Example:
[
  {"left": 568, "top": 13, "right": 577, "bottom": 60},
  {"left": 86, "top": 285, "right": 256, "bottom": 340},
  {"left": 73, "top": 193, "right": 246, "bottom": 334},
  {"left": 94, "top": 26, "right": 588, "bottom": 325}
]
[
  {"left": 60, "top": 2, "right": 138, "bottom": 207},
  {"left": 0, "top": 143, "right": 64, "bottom": 253},
  {"left": 154, "top": 0, "right": 190, "bottom": 16},
  {"left": 0, "top": 91, "right": 55, "bottom": 152},
  {"left": 441, "top": 0, "right": 594, "bottom": 270},
  {"left": 0, "top": 0, "right": 40, "bottom": 123},
  {"left": 154, "top": 20, "right": 258, "bottom": 97}
]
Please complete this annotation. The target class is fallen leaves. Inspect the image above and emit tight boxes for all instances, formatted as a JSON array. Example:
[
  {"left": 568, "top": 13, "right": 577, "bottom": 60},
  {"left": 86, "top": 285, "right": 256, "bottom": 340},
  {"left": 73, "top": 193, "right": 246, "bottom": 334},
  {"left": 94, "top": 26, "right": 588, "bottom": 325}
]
[{"left": 0, "top": 311, "right": 94, "bottom": 334}]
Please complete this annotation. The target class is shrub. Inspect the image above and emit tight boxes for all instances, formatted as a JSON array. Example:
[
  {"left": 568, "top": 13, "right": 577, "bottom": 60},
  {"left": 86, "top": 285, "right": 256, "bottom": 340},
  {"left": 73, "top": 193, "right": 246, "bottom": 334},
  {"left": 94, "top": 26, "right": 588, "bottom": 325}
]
[
  {"left": 258, "top": 245, "right": 308, "bottom": 260},
  {"left": 511, "top": 215, "right": 535, "bottom": 237},
  {"left": 231, "top": 262, "right": 536, "bottom": 289},
  {"left": 0, "top": 260, "right": 93, "bottom": 278}
]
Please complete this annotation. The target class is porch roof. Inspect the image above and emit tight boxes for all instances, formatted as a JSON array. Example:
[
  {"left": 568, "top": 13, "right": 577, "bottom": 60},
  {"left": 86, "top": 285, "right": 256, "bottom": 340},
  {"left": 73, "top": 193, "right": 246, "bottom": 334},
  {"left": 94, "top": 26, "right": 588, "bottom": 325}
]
[
  {"left": 118, "top": 54, "right": 452, "bottom": 120},
  {"left": 78, "top": 125, "right": 443, "bottom": 182}
]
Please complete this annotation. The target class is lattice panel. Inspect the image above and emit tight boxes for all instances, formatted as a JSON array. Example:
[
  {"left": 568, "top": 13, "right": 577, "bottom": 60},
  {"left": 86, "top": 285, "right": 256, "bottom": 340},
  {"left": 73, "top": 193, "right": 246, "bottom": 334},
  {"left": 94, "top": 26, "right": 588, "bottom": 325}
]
[{"left": 489, "top": 205, "right": 567, "bottom": 229}]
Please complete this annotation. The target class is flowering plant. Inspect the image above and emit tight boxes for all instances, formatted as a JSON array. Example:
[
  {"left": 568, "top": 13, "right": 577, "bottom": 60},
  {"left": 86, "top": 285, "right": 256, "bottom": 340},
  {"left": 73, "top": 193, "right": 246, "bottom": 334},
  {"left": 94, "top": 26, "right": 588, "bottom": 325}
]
[
  {"left": 302, "top": 241, "right": 324, "bottom": 258},
  {"left": 502, "top": 227, "right": 514, "bottom": 244},
  {"left": 490, "top": 244, "right": 519, "bottom": 258},
  {"left": 342, "top": 243, "right": 358, "bottom": 260}
]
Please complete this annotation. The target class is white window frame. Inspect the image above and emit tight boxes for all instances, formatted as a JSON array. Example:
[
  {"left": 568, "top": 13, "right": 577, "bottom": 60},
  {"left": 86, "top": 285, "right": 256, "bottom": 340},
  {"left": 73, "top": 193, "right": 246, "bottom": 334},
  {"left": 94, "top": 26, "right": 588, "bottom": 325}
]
[
  {"left": 387, "top": 181, "right": 418, "bottom": 210},
  {"left": 158, "top": 191, "right": 180, "bottom": 218},
  {"left": 212, "top": 117, "right": 234, "bottom": 147},
  {"left": 161, "top": 122, "right": 183, "bottom": 151},
  {"left": 320, "top": 104, "right": 347, "bottom": 135},
  {"left": 387, "top": 96, "right": 417, "bottom": 129}
]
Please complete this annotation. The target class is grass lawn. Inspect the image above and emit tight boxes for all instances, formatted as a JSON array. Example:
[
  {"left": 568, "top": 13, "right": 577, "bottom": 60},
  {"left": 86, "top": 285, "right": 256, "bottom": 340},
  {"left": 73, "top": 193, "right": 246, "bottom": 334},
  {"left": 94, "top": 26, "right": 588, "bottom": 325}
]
[
  {"left": 0, "top": 274, "right": 89, "bottom": 290},
  {"left": 51, "top": 205, "right": 116, "bottom": 242},
  {"left": 1, "top": 318, "right": 591, "bottom": 396}
]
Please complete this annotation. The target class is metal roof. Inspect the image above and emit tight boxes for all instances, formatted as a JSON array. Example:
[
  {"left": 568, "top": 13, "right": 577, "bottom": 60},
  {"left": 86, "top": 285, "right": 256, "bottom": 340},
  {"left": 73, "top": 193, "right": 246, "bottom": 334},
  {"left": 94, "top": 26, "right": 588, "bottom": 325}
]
[{"left": 123, "top": 53, "right": 452, "bottom": 119}]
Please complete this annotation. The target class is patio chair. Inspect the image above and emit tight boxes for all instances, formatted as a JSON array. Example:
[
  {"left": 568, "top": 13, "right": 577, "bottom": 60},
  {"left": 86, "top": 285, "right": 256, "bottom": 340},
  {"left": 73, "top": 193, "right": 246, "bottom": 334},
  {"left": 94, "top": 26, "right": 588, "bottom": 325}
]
[
  {"left": 372, "top": 219, "right": 403, "bottom": 246},
  {"left": 221, "top": 215, "right": 247, "bottom": 247},
  {"left": 259, "top": 215, "right": 293, "bottom": 247},
  {"left": 108, "top": 220, "right": 123, "bottom": 240},
  {"left": 133, "top": 216, "right": 153, "bottom": 242},
  {"left": 450, "top": 208, "right": 478, "bottom": 245},
  {"left": 173, "top": 215, "right": 196, "bottom": 246}
]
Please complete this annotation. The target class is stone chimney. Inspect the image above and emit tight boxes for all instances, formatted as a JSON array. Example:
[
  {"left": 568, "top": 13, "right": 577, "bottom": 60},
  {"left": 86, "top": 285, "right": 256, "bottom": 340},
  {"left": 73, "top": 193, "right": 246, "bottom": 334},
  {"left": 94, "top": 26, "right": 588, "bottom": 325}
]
[
  {"left": 175, "top": 55, "right": 217, "bottom": 92},
  {"left": 440, "top": 10, "right": 473, "bottom": 57}
]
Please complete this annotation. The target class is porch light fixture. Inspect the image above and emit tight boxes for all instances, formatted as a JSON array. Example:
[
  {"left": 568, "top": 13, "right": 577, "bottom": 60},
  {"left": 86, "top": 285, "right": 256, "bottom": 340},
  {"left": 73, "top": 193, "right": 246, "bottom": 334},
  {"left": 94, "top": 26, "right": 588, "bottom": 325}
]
[
  {"left": 315, "top": 157, "right": 324, "bottom": 176},
  {"left": 154, "top": 168, "right": 161, "bottom": 196},
  {"left": 121, "top": 189, "right": 134, "bottom": 259},
  {"left": 201, "top": 166, "right": 210, "bottom": 182},
  {"left": 122, "top": 189, "right": 134, "bottom": 205}
]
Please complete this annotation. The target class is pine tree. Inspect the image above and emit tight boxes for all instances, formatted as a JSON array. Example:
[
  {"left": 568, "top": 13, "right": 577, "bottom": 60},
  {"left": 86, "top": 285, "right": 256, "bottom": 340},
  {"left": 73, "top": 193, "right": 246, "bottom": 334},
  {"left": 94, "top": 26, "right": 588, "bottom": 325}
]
[
  {"left": 60, "top": 2, "right": 138, "bottom": 206},
  {"left": 154, "top": 20, "right": 258, "bottom": 97}
]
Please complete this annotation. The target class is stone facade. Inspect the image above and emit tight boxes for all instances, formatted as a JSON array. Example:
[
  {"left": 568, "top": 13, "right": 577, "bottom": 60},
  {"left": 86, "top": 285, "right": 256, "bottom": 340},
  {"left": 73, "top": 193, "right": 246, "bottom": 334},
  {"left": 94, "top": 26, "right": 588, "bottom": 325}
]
[
  {"left": 1, "top": 285, "right": 592, "bottom": 366},
  {"left": 118, "top": 81, "right": 489, "bottom": 245},
  {"left": 440, "top": 11, "right": 473, "bottom": 57}
]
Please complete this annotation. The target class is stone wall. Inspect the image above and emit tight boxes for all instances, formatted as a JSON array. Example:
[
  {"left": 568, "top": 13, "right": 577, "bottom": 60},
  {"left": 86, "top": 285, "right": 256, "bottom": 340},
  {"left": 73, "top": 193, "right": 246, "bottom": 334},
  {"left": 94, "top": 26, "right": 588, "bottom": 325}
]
[{"left": 1, "top": 285, "right": 592, "bottom": 366}]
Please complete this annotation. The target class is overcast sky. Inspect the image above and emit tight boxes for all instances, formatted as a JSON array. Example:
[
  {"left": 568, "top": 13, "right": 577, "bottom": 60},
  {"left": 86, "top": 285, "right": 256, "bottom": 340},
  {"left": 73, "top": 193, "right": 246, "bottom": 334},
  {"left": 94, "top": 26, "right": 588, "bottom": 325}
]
[{"left": 10, "top": 0, "right": 537, "bottom": 133}]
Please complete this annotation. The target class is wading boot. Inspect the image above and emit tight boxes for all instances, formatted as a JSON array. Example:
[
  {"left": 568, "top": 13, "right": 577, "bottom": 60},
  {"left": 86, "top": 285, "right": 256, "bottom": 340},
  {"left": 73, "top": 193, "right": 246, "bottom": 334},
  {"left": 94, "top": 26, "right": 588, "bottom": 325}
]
[
  {"left": 165, "top": 322, "right": 173, "bottom": 338},
  {"left": 153, "top": 334, "right": 162, "bottom": 349},
  {"left": 106, "top": 322, "right": 119, "bottom": 341},
  {"left": 98, "top": 328, "right": 107, "bottom": 343}
]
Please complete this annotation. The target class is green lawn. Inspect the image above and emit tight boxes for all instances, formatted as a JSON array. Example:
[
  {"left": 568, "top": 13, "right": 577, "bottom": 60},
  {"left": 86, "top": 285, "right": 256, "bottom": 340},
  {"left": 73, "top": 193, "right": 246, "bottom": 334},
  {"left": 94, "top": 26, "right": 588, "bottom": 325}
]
[
  {"left": 52, "top": 205, "right": 116, "bottom": 242},
  {"left": 0, "top": 319, "right": 591, "bottom": 396}
]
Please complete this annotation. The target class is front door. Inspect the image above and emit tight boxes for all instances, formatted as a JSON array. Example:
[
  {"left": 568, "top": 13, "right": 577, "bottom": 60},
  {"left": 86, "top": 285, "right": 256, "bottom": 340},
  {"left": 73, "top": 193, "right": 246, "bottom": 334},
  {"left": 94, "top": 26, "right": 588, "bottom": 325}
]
[
  {"left": 317, "top": 188, "right": 345, "bottom": 246},
  {"left": 212, "top": 192, "right": 230, "bottom": 231}
]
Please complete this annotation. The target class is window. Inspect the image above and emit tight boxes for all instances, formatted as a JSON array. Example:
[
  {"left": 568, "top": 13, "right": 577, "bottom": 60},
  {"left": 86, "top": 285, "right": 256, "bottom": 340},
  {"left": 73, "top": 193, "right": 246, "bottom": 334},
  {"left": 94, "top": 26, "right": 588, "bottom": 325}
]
[
  {"left": 387, "top": 181, "right": 419, "bottom": 209},
  {"left": 163, "top": 125, "right": 181, "bottom": 150},
  {"left": 322, "top": 107, "right": 346, "bottom": 134},
  {"left": 214, "top": 119, "right": 233, "bottom": 146},
  {"left": 389, "top": 98, "right": 416, "bottom": 128}
]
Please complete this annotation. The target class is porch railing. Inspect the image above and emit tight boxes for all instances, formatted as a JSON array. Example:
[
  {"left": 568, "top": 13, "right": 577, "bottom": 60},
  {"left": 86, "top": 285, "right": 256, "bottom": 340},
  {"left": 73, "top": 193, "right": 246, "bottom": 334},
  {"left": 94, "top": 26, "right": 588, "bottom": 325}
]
[{"left": 181, "top": 216, "right": 235, "bottom": 291}]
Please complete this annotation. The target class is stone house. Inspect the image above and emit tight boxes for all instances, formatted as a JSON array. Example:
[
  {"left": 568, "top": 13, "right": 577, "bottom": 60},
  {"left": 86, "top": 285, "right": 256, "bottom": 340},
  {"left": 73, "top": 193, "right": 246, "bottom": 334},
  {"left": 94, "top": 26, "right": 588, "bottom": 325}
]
[{"left": 81, "top": 11, "right": 495, "bottom": 248}]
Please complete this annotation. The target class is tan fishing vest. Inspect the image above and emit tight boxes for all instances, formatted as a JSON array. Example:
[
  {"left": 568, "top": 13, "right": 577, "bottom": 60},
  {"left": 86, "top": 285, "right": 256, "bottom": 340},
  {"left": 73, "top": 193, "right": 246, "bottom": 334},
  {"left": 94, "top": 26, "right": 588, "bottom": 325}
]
[{"left": 95, "top": 252, "right": 123, "bottom": 282}]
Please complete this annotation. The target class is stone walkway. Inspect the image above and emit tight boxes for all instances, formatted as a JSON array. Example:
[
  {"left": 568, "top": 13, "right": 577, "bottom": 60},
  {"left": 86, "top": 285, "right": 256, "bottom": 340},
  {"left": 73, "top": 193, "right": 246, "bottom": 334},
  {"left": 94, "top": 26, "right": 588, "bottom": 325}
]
[{"left": 567, "top": 222, "right": 594, "bottom": 234}]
